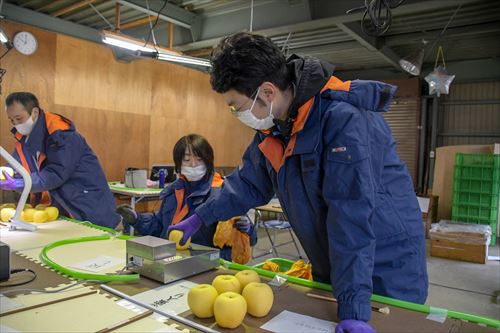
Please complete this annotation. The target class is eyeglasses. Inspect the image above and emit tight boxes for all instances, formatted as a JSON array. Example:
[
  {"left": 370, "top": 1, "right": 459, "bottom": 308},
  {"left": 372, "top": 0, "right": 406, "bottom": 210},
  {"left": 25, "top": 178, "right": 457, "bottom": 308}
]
[{"left": 229, "top": 87, "right": 260, "bottom": 115}]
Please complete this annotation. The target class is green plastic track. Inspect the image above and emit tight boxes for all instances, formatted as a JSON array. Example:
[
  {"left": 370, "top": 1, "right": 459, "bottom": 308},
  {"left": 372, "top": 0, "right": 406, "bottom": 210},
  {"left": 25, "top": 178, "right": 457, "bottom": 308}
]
[
  {"left": 220, "top": 259, "right": 500, "bottom": 329},
  {"left": 40, "top": 234, "right": 140, "bottom": 282}
]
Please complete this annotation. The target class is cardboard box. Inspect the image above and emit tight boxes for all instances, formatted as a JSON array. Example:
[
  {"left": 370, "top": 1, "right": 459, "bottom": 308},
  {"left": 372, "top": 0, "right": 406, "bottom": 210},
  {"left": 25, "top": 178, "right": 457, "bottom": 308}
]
[{"left": 430, "top": 221, "right": 491, "bottom": 264}]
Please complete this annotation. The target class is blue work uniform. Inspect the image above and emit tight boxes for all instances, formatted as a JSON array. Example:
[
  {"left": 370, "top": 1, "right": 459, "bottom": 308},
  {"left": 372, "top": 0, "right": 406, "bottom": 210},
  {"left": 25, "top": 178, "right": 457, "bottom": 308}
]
[
  {"left": 133, "top": 172, "right": 257, "bottom": 261},
  {"left": 196, "top": 55, "right": 428, "bottom": 321},
  {"left": 10, "top": 110, "right": 120, "bottom": 229}
]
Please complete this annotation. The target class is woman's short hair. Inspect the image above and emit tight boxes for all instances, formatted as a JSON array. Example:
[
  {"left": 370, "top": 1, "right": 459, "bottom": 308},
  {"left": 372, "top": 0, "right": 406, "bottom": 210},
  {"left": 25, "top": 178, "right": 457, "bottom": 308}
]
[{"left": 173, "top": 134, "right": 214, "bottom": 180}]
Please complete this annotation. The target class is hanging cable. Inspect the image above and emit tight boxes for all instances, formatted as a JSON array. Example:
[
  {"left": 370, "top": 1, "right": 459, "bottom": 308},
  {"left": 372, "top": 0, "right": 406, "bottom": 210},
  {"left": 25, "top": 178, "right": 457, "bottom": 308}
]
[
  {"left": 249, "top": 0, "right": 254, "bottom": 32},
  {"left": 145, "top": 0, "right": 158, "bottom": 51},
  {"left": 143, "top": 0, "right": 168, "bottom": 48},
  {"left": 346, "top": 0, "right": 405, "bottom": 37},
  {"left": 424, "top": 4, "right": 462, "bottom": 62}
]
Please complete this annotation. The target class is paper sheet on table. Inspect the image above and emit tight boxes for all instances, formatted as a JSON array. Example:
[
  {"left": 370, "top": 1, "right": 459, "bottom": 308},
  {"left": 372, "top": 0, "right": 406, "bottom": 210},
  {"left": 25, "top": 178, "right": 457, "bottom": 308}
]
[
  {"left": 68, "top": 255, "right": 124, "bottom": 272},
  {"left": 261, "top": 310, "right": 336, "bottom": 332},
  {"left": 0, "top": 295, "right": 23, "bottom": 313},
  {"left": 131, "top": 280, "right": 197, "bottom": 315}
]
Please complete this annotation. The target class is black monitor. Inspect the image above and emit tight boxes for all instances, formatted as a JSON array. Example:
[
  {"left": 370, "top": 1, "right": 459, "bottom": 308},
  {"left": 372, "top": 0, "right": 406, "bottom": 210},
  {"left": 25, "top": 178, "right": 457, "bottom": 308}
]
[{"left": 150, "top": 165, "right": 176, "bottom": 183}]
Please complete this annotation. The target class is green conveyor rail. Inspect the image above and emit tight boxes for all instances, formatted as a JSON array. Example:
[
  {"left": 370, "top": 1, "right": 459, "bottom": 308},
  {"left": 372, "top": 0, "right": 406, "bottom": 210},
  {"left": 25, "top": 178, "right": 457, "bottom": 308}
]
[
  {"left": 220, "top": 259, "right": 500, "bottom": 329},
  {"left": 40, "top": 235, "right": 140, "bottom": 282}
]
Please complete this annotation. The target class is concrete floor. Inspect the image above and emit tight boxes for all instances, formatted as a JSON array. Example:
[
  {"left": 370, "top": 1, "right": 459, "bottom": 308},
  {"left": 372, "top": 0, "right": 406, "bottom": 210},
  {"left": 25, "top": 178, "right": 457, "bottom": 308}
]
[{"left": 250, "top": 227, "right": 500, "bottom": 320}]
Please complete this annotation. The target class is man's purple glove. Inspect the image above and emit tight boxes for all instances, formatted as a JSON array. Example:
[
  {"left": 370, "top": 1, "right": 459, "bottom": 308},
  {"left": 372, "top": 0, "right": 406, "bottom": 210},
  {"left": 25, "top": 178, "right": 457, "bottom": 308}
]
[
  {"left": 167, "top": 213, "right": 203, "bottom": 245},
  {"left": 233, "top": 217, "right": 252, "bottom": 234},
  {"left": 335, "top": 320, "right": 376, "bottom": 333},
  {"left": 0, "top": 171, "right": 24, "bottom": 191}
]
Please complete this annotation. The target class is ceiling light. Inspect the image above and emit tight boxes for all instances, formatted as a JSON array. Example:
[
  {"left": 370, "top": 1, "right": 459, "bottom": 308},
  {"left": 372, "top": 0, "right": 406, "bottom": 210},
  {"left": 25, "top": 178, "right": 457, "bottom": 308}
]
[
  {"left": 101, "top": 30, "right": 211, "bottom": 68},
  {"left": 399, "top": 49, "right": 424, "bottom": 76},
  {"left": 157, "top": 53, "right": 211, "bottom": 67}
]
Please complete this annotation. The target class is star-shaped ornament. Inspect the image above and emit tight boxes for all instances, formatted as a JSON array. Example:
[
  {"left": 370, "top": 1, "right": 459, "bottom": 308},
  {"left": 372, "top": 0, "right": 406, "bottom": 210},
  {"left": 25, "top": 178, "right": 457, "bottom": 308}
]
[{"left": 425, "top": 65, "right": 455, "bottom": 97}]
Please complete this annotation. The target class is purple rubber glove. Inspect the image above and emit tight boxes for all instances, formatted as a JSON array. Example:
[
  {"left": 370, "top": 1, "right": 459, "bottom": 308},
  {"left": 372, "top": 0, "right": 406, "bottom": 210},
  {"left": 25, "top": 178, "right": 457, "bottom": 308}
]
[
  {"left": 233, "top": 217, "right": 252, "bottom": 234},
  {"left": 0, "top": 171, "right": 24, "bottom": 191},
  {"left": 167, "top": 213, "right": 203, "bottom": 245},
  {"left": 336, "top": 320, "right": 376, "bottom": 333}
]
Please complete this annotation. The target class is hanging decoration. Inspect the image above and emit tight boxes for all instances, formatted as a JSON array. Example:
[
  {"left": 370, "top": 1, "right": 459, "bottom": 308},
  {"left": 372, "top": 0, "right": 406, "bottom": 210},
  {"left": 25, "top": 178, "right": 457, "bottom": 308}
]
[{"left": 425, "top": 46, "right": 455, "bottom": 97}]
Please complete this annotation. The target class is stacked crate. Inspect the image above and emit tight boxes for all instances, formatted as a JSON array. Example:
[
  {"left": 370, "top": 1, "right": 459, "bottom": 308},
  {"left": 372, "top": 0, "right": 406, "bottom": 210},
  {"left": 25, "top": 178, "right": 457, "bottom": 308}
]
[{"left": 452, "top": 154, "right": 500, "bottom": 246}]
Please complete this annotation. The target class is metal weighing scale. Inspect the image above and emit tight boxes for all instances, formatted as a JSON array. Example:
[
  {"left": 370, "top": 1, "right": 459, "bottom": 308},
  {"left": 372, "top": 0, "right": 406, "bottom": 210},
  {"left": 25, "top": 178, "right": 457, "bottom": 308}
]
[{"left": 126, "top": 236, "right": 220, "bottom": 284}]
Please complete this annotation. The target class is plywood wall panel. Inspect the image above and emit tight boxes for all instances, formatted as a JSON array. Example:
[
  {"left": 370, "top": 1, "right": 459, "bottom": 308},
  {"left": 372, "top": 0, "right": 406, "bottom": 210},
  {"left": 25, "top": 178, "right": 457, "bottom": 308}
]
[
  {"left": 0, "top": 21, "right": 56, "bottom": 156},
  {"left": 54, "top": 35, "right": 153, "bottom": 115},
  {"left": 52, "top": 105, "right": 150, "bottom": 182}
]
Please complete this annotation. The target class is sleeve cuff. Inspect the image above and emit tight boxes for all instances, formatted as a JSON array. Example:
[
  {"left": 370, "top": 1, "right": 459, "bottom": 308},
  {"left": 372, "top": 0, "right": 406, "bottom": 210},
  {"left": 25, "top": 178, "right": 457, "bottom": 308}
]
[
  {"left": 337, "top": 300, "right": 372, "bottom": 322},
  {"left": 195, "top": 205, "right": 217, "bottom": 227}
]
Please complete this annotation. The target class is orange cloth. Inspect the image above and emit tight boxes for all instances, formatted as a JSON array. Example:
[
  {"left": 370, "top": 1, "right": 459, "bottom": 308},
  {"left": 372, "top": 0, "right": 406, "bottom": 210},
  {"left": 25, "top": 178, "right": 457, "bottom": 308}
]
[{"left": 213, "top": 218, "right": 252, "bottom": 264}]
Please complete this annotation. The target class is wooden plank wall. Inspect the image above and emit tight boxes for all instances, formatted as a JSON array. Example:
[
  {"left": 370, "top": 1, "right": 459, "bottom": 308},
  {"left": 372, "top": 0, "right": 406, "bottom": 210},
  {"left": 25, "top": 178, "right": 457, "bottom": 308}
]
[{"left": 0, "top": 21, "right": 254, "bottom": 188}]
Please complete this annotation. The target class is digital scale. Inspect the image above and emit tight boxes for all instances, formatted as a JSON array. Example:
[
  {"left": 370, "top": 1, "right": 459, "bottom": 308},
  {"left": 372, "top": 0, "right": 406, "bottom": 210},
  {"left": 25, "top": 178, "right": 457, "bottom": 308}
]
[{"left": 126, "top": 236, "right": 220, "bottom": 284}]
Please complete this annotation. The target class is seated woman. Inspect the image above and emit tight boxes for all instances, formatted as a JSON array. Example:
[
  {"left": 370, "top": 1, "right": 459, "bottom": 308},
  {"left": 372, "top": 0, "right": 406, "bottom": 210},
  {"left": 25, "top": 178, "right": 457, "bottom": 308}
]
[{"left": 116, "top": 134, "right": 257, "bottom": 263}]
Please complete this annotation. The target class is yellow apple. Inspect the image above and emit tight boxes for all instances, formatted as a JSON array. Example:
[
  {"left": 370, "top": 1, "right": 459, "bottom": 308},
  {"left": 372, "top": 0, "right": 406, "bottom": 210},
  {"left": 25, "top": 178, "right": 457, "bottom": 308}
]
[
  {"left": 35, "top": 204, "right": 48, "bottom": 210},
  {"left": 187, "top": 284, "right": 218, "bottom": 318},
  {"left": 24, "top": 204, "right": 33, "bottom": 209},
  {"left": 0, "top": 203, "right": 16, "bottom": 209},
  {"left": 212, "top": 275, "right": 241, "bottom": 295},
  {"left": 235, "top": 269, "right": 261, "bottom": 289},
  {"left": 33, "top": 210, "right": 48, "bottom": 223},
  {"left": 242, "top": 282, "right": 274, "bottom": 317},
  {"left": 213, "top": 292, "right": 247, "bottom": 329},
  {"left": 44, "top": 207, "right": 59, "bottom": 221},
  {"left": 21, "top": 208, "right": 36, "bottom": 222},
  {"left": 0, "top": 208, "right": 16, "bottom": 222},
  {"left": 168, "top": 229, "right": 191, "bottom": 250},
  {"left": 0, "top": 166, "right": 14, "bottom": 180}
]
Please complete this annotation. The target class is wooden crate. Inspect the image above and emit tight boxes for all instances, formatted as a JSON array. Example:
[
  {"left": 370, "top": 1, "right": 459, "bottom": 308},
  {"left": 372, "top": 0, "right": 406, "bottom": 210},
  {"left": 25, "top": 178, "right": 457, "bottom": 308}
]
[{"left": 430, "top": 238, "right": 487, "bottom": 264}]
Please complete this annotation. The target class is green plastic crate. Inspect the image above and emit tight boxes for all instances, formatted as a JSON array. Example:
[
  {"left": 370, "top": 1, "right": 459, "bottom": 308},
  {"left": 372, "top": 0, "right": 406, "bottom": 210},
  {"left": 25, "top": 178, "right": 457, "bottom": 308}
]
[{"left": 452, "top": 153, "right": 500, "bottom": 246}]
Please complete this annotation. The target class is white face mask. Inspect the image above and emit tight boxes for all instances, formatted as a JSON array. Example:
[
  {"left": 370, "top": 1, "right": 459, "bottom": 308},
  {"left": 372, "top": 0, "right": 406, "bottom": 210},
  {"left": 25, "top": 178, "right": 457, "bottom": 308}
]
[
  {"left": 181, "top": 164, "right": 207, "bottom": 182},
  {"left": 234, "top": 87, "right": 274, "bottom": 130},
  {"left": 15, "top": 114, "right": 37, "bottom": 136}
]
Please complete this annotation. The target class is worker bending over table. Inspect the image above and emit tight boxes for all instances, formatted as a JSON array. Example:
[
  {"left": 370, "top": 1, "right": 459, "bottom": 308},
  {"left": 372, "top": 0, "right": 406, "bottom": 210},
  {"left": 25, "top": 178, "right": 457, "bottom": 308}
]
[{"left": 168, "top": 33, "right": 428, "bottom": 333}]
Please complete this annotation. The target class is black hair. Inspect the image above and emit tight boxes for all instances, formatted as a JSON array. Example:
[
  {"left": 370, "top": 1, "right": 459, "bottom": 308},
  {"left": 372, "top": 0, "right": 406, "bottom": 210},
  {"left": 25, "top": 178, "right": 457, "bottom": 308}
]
[
  {"left": 5, "top": 92, "right": 40, "bottom": 114},
  {"left": 210, "top": 32, "right": 290, "bottom": 97},
  {"left": 173, "top": 134, "right": 214, "bottom": 180}
]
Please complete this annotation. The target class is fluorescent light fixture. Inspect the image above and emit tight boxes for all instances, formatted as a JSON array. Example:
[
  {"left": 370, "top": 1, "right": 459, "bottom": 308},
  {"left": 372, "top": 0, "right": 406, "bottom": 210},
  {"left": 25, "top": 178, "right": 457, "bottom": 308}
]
[
  {"left": 101, "top": 31, "right": 156, "bottom": 52},
  {"left": 399, "top": 49, "right": 424, "bottom": 76},
  {"left": 157, "top": 53, "right": 211, "bottom": 67},
  {"left": 101, "top": 30, "right": 211, "bottom": 68},
  {"left": 0, "top": 28, "right": 9, "bottom": 44}
]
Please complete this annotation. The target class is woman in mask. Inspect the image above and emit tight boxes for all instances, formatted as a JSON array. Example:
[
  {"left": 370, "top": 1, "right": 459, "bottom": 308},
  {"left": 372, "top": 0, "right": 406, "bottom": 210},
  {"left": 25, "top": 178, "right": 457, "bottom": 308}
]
[
  {"left": 116, "top": 134, "right": 257, "bottom": 263},
  {"left": 0, "top": 92, "right": 120, "bottom": 228}
]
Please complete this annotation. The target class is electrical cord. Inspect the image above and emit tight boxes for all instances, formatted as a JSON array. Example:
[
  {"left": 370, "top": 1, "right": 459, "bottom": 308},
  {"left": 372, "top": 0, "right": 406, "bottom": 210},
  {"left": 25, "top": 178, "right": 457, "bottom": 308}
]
[
  {"left": 0, "top": 268, "right": 37, "bottom": 288},
  {"left": 347, "top": 0, "right": 405, "bottom": 37},
  {"left": 142, "top": 0, "right": 169, "bottom": 49}
]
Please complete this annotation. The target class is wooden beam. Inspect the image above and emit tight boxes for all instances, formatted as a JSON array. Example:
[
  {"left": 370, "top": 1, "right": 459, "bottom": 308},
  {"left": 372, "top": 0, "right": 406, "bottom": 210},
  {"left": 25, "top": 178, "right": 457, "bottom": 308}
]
[
  {"left": 168, "top": 22, "right": 174, "bottom": 49},
  {"left": 115, "top": 3, "right": 121, "bottom": 32},
  {"left": 120, "top": 16, "right": 155, "bottom": 30},
  {"left": 52, "top": 0, "right": 96, "bottom": 17}
]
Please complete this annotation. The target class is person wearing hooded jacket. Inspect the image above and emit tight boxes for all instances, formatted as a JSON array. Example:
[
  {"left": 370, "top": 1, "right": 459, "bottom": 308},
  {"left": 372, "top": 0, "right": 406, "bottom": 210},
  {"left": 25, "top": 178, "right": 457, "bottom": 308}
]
[
  {"left": 116, "top": 134, "right": 257, "bottom": 263},
  {"left": 1, "top": 92, "right": 120, "bottom": 229},
  {"left": 168, "top": 33, "right": 428, "bottom": 333}
]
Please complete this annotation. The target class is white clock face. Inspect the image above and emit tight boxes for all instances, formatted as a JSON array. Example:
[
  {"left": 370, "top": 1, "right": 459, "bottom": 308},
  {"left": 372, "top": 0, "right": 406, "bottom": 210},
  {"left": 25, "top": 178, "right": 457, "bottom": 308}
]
[{"left": 13, "top": 31, "right": 38, "bottom": 56}]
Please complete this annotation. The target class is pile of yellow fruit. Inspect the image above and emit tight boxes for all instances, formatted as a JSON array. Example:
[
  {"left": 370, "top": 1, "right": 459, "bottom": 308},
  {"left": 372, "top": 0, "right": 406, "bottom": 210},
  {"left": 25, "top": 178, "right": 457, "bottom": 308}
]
[
  {"left": 187, "top": 270, "right": 274, "bottom": 329},
  {"left": 0, "top": 203, "right": 59, "bottom": 223}
]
